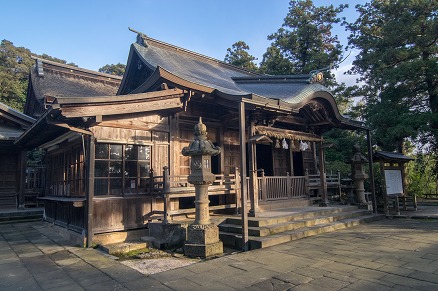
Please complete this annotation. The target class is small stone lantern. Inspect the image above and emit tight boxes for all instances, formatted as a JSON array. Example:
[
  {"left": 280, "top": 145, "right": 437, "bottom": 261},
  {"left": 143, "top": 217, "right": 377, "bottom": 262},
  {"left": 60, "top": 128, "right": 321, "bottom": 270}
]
[
  {"left": 350, "top": 144, "right": 369, "bottom": 206},
  {"left": 182, "top": 117, "right": 223, "bottom": 258}
]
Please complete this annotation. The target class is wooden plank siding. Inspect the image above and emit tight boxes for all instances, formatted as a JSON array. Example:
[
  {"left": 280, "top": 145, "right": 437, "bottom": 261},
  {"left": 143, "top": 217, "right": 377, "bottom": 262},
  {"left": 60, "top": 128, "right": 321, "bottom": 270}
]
[{"left": 0, "top": 153, "right": 18, "bottom": 209}]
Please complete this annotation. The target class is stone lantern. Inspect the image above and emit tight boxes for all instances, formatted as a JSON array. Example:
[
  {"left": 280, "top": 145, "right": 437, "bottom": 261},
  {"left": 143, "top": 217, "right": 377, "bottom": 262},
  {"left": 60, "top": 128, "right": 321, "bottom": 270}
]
[
  {"left": 350, "top": 144, "right": 368, "bottom": 206},
  {"left": 182, "top": 117, "right": 223, "bottom": 258}
]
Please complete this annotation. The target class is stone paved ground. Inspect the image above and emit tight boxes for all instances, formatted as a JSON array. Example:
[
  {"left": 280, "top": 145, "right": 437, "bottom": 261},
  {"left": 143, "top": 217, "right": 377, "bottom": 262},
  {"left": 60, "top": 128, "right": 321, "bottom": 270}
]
[{"left": 0, "top": 218, "right": 437, "bottom": 290}]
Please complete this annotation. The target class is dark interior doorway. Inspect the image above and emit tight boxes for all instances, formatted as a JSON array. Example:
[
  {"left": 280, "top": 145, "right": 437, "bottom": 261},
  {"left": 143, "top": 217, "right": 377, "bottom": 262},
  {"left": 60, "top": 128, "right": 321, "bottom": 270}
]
[
  {"left": 256, "top": 144, "right": 273, "bottom": 176},
  {"left": 293, "top": 152, "right": 304, "bottom": 176},
  {"left": 211, "top": 143, "right": 220, "bottom": 174}
]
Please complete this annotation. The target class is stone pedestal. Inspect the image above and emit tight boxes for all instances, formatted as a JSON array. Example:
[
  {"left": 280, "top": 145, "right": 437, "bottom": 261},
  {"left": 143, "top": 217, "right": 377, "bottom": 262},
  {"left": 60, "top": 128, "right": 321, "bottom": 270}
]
[
  {"left": 184, "top": 224, "right": 223, "bottom": 258},
  {"left": 350, "top": 144, "right": 369, "bottom": 205},
  {"left": 181, "top": 117, "right": 223, "bottom": 258}
]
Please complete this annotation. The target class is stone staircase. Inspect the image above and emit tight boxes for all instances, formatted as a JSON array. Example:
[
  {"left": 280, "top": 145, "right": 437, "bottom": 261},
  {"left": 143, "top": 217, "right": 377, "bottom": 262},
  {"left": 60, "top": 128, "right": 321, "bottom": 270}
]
[
  {"left": 219, "top": 206, "right": 384, "bottom": 250},
  {"left": 0, "top": 208, "right": 44, "bottom": 223}
]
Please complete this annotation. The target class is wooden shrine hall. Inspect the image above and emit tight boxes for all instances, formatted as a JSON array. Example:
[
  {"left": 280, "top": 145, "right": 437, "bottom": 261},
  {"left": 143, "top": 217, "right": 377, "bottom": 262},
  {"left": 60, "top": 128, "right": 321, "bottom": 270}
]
[{"left": 14, "top": 31, "right": 373, "bottom": 245}]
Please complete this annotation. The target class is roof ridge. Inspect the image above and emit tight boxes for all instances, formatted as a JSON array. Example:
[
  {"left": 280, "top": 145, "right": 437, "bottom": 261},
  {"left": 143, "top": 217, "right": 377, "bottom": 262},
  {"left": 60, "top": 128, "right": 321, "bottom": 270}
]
[
  {"left": 132, "top": 32, "right": 260, "bottom": 76},
  {"left": 30, "top": 56, "right": 123, "bottom": 80}
]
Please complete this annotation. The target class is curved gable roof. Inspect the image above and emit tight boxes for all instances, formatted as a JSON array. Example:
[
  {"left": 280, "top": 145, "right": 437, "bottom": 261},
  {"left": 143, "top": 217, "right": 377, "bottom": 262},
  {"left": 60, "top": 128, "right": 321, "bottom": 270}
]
[{"left": 122, "top": 33, "right": 363, "bottom": 130}]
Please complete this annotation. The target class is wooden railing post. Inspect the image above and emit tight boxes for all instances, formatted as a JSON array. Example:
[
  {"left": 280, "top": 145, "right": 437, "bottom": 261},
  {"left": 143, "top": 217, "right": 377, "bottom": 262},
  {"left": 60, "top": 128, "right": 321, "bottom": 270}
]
[
  {"left": 260, "top": 169, "right": 267, "bottom": 202},
  {"left": 287, "top": 172, "right": 292, "bottom": 198},
  {"left": 235, "top": 167, "right": 241, "bottom": 214},
  {"left": 305, "top": 169, "right": 310, "bottom": 198},
  {"left": 163, "top": 166, "right": 171, "bottom": 224},
  {"left": 149, "top": 168, "right": 155, "bottom": 194}
]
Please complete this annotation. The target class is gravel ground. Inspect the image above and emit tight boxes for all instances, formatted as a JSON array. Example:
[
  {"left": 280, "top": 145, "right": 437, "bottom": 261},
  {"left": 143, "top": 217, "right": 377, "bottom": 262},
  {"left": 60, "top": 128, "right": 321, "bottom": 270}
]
[
  {"left": 118, "top": 248, "right": 201, "bottom": 275},
  {"left": 121, "top": 257, "right": 199, "bottom": 275}
]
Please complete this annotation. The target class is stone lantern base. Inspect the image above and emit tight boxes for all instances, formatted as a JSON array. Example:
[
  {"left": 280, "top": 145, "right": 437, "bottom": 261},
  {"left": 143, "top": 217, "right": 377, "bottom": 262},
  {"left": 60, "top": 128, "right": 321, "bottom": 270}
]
[{"left": 184, "top": 224, "right": 223, "bottom": 258}]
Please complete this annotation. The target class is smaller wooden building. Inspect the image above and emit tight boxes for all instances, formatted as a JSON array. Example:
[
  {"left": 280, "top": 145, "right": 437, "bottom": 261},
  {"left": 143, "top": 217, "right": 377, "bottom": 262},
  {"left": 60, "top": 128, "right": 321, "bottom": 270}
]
[{"left": 0, "top": 103, "right": 35, "bottom": 209}]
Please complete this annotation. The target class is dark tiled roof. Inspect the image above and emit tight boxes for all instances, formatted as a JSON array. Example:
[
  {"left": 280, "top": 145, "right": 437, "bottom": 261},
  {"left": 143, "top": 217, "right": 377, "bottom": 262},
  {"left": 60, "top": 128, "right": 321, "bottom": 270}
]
[
  {"left": 374, "top": 151, "right": 414, "bottom": 162},
  {"left": 133, "top": 37, "right": 336, "bottom": 105},
  {"left": 0, "top": 102, "right": 35, "bottom": 141},
  {"left": 133, "top": 42, "right": 255, "bottom": 96},
  {"left": 235, "top": 82, "right": 328, "bottom": 103},
  {"left": 30, "top": 59, "right": 122, "bottom": 100}
]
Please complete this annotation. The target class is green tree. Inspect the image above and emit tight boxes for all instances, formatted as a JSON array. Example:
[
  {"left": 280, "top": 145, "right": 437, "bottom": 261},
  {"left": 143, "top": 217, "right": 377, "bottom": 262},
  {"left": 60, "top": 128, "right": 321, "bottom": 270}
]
[
  {"left": 0, "top": 40, "right": 34, "bottom": 111},
  {"left": 98, "top": 63, "right": 126, "bottom": 76},
  {"left": 0, "top": 40, "right": 79, "bottom": 111},
  {"left": 224, "top": 41, "right": 258, "bottom": 72},
  {"left": 260, "top": 0, "right": 347, "bottom": 77},
  {"left": 345, "top": 0, "right": 438, "bottom": 153}
]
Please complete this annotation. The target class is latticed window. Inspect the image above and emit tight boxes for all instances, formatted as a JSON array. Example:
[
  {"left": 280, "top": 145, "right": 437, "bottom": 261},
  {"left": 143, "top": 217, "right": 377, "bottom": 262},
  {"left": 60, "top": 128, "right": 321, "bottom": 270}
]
[
  {"left": 94, "top": 144, "right": 151, "bottom": 196},
  {"left": 47, "top": 145, "right": 85, "bottom": 197}
]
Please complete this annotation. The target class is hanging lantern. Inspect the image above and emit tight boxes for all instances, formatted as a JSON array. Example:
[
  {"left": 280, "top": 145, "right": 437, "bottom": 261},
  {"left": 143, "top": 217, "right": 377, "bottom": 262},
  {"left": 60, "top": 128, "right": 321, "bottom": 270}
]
[
  {"left": 275, "top": 138, "right": 281, "bottom": 148},
  {"left": 299, "top": 141, "right": 309, "bottom": 151},
  {"left": 282, "top": 138, "right": 288, "bottom": 149}
]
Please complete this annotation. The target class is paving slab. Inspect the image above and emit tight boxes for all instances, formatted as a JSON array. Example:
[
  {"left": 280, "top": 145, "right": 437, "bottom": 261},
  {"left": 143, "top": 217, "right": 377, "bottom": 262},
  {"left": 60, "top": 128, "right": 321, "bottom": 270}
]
[{"left": 0, "top": 214, "right": 437, "bottom": 290}]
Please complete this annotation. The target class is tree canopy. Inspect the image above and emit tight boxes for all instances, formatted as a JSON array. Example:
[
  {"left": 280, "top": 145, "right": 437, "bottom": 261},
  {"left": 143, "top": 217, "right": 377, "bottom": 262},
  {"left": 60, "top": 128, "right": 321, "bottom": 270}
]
[
  {"left": 0, "top": 40, "right": 33, "bottom": 111},
  {"left": 260, "top": 0, "right": 347, "bottom": 76},
  {"left": 224, "top": 41, "right": 258, "bottom": 72},
  {"left": 346, "top": 0, "right": 438, "bottom": 153},
  {"left": 0, "top": 40, "right": 77, "bottom": 111},
  {"left": 98, "top": 63, "right": 126, "bottom": 76}
]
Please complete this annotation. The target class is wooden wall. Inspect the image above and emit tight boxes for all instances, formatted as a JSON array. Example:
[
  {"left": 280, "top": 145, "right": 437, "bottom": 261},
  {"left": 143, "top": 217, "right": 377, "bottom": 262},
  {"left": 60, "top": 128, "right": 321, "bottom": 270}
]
[
  {"left": 0, "top": 152, "right": 18, "bottom": 209},
  {"left": 92, "top": 196, "right": 158, "bottom": 233}
]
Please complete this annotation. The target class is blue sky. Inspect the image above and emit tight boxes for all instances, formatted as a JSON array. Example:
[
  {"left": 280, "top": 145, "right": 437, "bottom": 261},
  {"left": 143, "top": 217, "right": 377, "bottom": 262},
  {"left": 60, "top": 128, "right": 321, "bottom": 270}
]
[{"left": 1, "top": 0, "right": 365, "bottom": 83}]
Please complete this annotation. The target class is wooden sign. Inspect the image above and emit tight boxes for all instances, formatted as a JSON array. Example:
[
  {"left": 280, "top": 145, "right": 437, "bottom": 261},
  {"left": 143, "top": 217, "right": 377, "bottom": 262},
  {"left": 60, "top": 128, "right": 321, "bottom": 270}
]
[{"left": 384, "top": 169, "right": 403, "bottom": 195}]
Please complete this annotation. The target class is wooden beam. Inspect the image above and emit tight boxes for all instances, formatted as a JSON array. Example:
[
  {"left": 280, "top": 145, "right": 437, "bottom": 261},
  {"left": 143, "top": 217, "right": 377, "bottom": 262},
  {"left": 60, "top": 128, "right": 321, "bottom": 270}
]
[
  {"left": 46, "top": 120, "right": 93, "bottom": 135},
  {"left": 60, "top": 96, "right": 184, "bottom": 118}
]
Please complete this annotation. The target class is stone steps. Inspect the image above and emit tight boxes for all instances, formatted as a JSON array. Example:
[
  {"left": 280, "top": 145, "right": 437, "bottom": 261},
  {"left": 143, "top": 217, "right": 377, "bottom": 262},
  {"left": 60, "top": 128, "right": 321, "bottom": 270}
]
[
  {"left": 224, "top": 206, "right": 359, "bottom": 228},
  {"left": 219, "top": 207, "right": 385, "bottom": 250},
  {"left": 0, "top": 208, "right": 44, "bottom": 223},
  {"left": 219, "top": 209, "right": 371, "bottom": 237}
]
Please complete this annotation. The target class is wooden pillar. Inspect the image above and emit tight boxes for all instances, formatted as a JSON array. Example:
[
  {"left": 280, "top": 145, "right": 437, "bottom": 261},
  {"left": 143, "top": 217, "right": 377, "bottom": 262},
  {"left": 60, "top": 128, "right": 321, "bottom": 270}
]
[
  {"left": 219, "top": 126, "right": 225, "bottom": 174},
  {"left": 86, "top": 135, "right": 96, "bottom": 248},
  {"left": 169, "top": 116, "right": 176, "bottom": 176},
  {"left": 366, "top": 130, "right": 377, "bottom": 213},
  {"left": 163, "top": 166, "right": 171, "bottom": 223},
  {"left": 239, "top": 101, "right": 248, "bottom": 251},
  {"left": 289, "top": 142, "right": 294, "bottom": 176},
  {"left": 380, "top": 161, "right": 389, "bottom": 215},
  {"left": 312, "top": 142, "right": 318, "bottom": 173},
  {"left": 248, "top": 120, "right": 259, "bottom": 217},
  {"left": 318, "top": 142, "right": 328, "bottom": 206}
]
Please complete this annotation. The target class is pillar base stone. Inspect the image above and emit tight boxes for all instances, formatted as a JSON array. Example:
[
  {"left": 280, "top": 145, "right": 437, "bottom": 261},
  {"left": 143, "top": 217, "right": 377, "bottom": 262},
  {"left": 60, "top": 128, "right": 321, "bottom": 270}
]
[{"left": 184, "top": 224, "right": 223, "bottom": 258}]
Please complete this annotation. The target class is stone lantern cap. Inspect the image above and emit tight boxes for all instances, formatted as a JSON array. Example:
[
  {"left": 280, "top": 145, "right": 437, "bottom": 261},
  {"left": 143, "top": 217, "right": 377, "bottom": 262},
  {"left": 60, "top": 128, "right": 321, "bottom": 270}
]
[
  {"left": 182, "top": 117, "right": 221, "bottom": 157},
  {"left": 351, "top": 144, "right": 367, "bottom": 163}
]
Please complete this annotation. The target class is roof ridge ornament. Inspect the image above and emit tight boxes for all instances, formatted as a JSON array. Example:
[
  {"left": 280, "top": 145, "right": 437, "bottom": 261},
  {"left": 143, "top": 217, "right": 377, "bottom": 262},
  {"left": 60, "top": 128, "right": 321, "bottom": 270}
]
[
  {"left": 36, "top": 59, "right": 44, "bottom": 77},
  {"left": 128, "top": 27, "right": 148, "bottom": 48},
  {"left": 308, "top": 64, "right": 332, "bottom": 84}
]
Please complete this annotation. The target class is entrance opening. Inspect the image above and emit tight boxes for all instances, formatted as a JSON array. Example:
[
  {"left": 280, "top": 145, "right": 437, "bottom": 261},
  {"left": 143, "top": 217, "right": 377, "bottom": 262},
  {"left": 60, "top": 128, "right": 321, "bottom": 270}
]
[
  {"left": 256, "top": 144, "right": 273, "bottom": 176},
  {"left": 211, "top": 143, "right": 220, "bottom": 174},
  {"left": 293, "top": 152, "right": 304, "bottom": 176}
]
